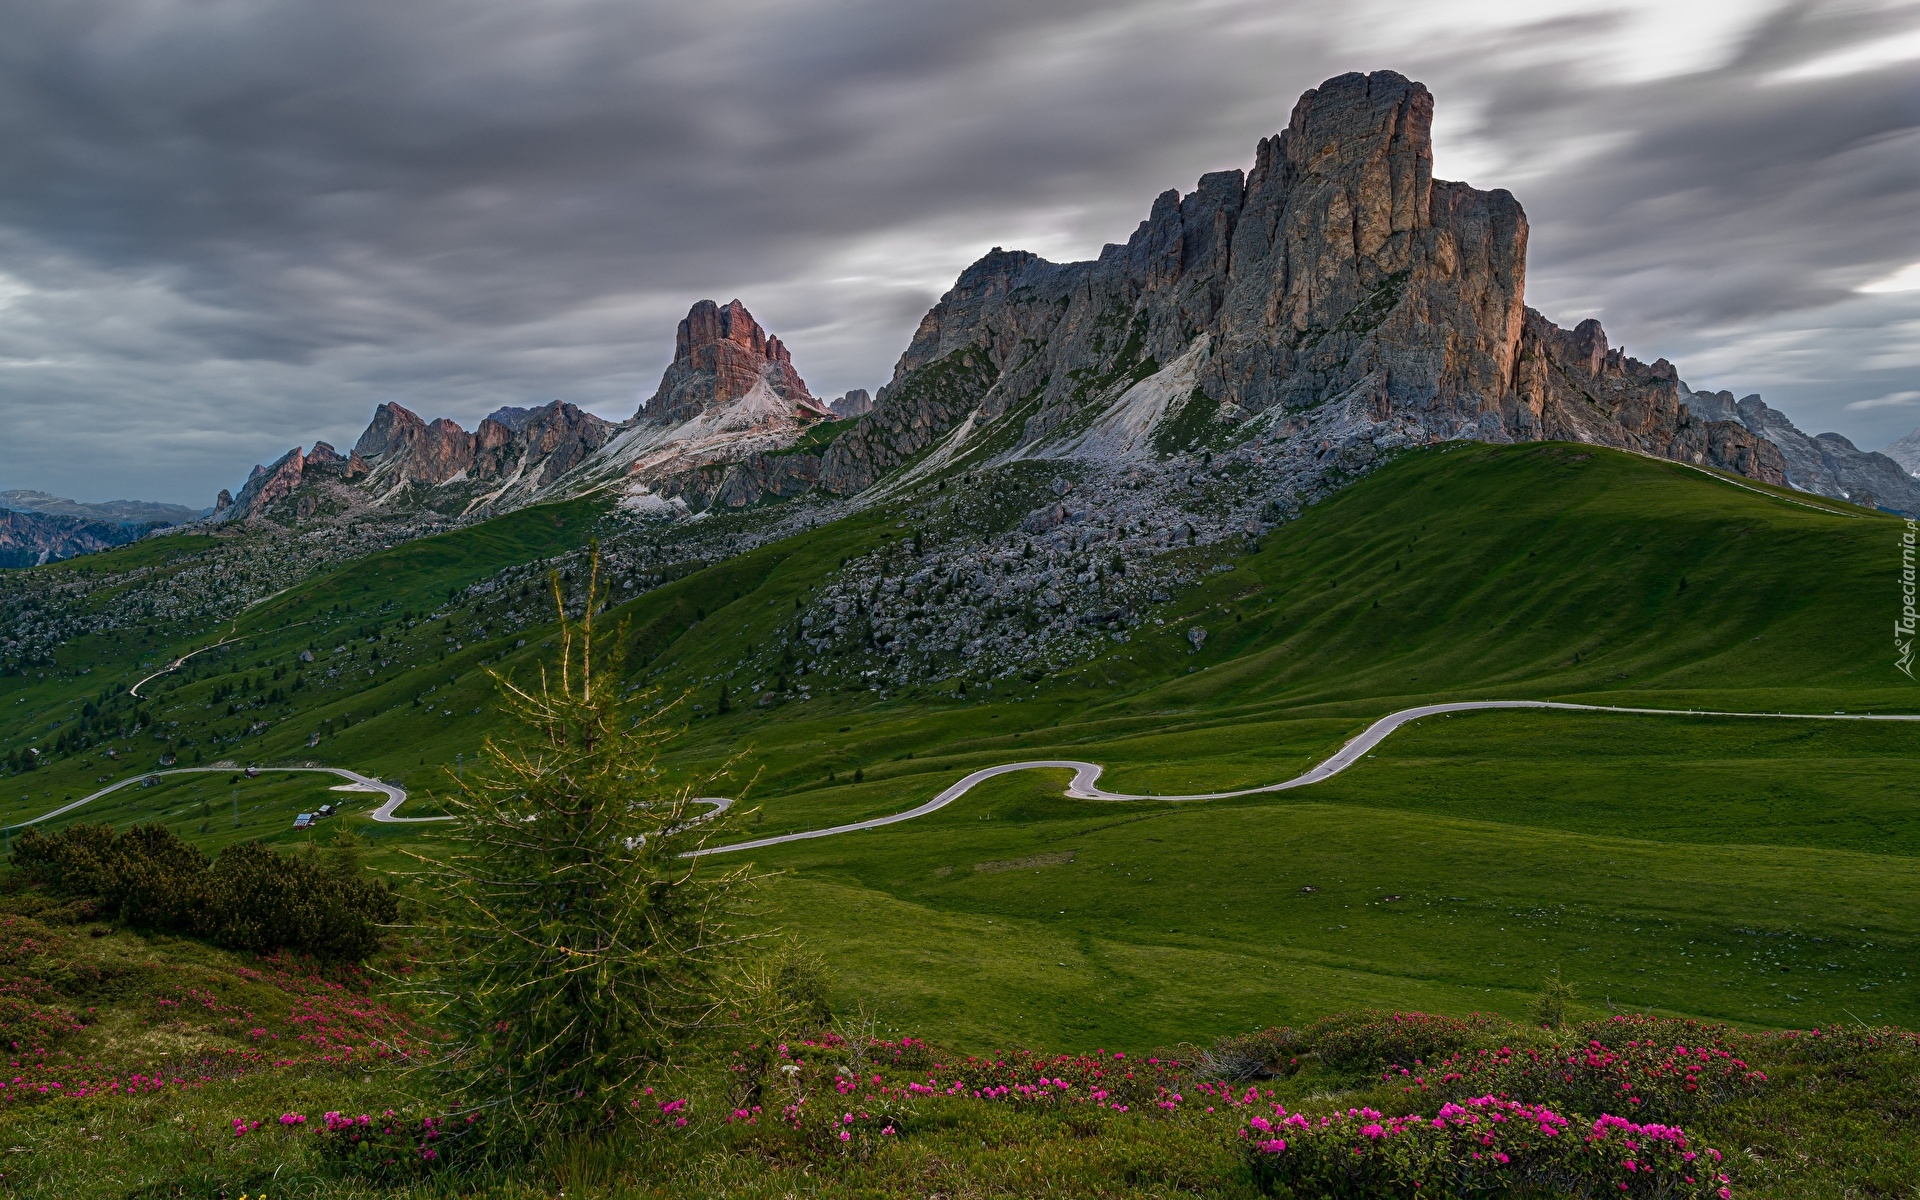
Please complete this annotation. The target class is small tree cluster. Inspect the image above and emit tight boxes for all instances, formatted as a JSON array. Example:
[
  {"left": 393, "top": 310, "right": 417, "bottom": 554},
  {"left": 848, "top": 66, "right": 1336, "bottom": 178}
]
[{"left": 10, "top": 822, "right": 396, "bottom": 961}]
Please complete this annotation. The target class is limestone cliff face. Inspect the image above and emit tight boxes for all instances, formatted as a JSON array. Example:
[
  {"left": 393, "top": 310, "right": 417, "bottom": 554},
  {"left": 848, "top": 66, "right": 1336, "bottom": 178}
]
[
  {"left": 643, "top": 299, "right": 825, "bottom": 425},
  {"left": 829, "top": 390, "right": 872, "bottom": 419},
  {"left": 204, "top": 70, "right": 1878, "bottom": 526},
  {"left": 347, "top": 399, "right": 613, "bottom": 498},
  {"left": 224, "top": 447, "right": 308, "bottom": 519},
  {"left": 1723, "top": 396, "right": 1920, "bottom": 509},
  {"left": 788, "top": 69, "right": 1792, "bottom": 504},
  {"left": 1509, "top": 313, "right": 1786, "bottom": 484}
]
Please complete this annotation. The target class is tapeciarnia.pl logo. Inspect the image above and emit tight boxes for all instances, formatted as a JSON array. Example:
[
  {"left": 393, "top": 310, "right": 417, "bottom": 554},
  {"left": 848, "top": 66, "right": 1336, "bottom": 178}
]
[{"left": 1900, "top": 518, "right": 1917, "bottom": 679}]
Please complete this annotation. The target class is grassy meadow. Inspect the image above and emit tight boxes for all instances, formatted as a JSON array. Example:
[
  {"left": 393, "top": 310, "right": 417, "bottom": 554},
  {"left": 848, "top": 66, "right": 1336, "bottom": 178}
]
[
  {"left": 2, "top": 442, "right": 1919, "bottom": 1194},
  {"left": 4, "top": 442, "right": 1916, "bottom": 1038}
]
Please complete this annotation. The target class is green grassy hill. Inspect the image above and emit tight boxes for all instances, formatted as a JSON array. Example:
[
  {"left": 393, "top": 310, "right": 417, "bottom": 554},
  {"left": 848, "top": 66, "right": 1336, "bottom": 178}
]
[{"left": 4, "top": 443, "right": 1916, "bottom": 1046}]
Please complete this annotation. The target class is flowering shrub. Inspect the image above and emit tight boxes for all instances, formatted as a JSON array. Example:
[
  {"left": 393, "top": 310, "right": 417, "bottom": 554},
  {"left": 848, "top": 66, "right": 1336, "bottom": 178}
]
[
  {"left": 1386, "top": 1037, "right": 1768, "bottom": 1122},
  {"left": 0, "top": 1047, "right": 252, "bottom": 1107},
  {"left": 1780, "top": 1023, "right": 1920, "bottom": 1064},
  {"left": 1240, "top": 1095, "right": 1733, "bottom": 1198},
  {"left": 311, "top": 1108, "right": 477, "bottom": 1180},
  {"left": 716, "top": 1037, "right": 1204, "bottom": 1164},
  {"left": 754, "top": 1094, "right": 913, "bottom": 1162},
  {"left": 1308, "top": 1010, "right": 1507, "bottom": 1073},
  {"left": 0, "top": 989, "right": 87, "bottom": 1053}
]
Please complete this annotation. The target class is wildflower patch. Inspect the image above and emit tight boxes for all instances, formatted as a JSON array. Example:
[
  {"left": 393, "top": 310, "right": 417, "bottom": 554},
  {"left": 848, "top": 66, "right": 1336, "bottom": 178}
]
[{"left": 1239, "top": 1095, "right": 1733, "bottom": 1199}]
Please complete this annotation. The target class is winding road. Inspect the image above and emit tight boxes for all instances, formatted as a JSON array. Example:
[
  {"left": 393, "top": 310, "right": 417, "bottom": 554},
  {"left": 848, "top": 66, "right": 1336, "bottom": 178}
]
[
  {"left": 11, "top": 764, "right": 440, "bottom": 831},
  {"left": 683, "top": 699, "right": 1920, "bottom": 857},
  {"left": 16, "top": 700, "right": 1918, "bottom": 847}
]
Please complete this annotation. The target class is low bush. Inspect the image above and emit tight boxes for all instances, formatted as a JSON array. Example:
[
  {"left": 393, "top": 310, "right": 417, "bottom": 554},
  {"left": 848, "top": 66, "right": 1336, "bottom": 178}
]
[
  {"left": 1239, "top": 1095, "right": 1733, "bottom": 1199},
  {"left": 1307, "top": 1010, "right": 1508, "bottom": 1073},
  {"left": 1384, "top": 1034, "right": 1768, "bottom": 1123},
  {"left": 202, "top": 841, "right": 393, "bottom": 961},
  {"left": 312, "top": 1108, "right": 479, "bottom": 1182},
  {"left": 1197, "top": 1026, "right": 1302, "bottom": 1081},
  {"left": 9, "top": 823, "right": 396, "bottom": 962},
  {"left": 1777, "top": 1022, "right": 1920, "bottom": 1064}
]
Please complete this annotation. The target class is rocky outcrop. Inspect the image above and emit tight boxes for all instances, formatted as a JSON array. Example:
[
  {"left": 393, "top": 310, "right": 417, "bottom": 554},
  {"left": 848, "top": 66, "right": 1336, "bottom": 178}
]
[
  {"left": 642, "top": 299, "right": 827, "bottom": 425},
  {"left": 216, "top": 397, "right": 616, "bottom": 524},
  {"left": 198, "top": 70, "right": 1892, "bottom": 527},
  {"left": 801, "top": 69, "right": 1805, "bottom": 504},
  {"left": 224, "top": 448, "right": 308, "bottom": 520},
  {"left": 560, "top": 299, "right": 840, "bottom": 506},
  {"left": 829, "top": 390, "right": 873, "bottom": 419},
  {"left": 483, "top": 405, "right": 539, "bottom": 433},
  {"left": 1507, "top": 314, "right": 1788, "bottom": 484},
  {"left": 347, "top": 399, "right": 614, "bottom": 499},
  {"left": 507, "top": 401, "right": 619, "bottom": 486}
]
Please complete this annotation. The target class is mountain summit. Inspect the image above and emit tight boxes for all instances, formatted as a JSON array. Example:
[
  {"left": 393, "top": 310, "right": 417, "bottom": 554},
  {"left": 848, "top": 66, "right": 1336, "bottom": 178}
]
[
  {"left": 643, "top": 299, "right": 827, "bottom": 425},
  {"left": 211, "top": 398, "right": 616, "bottom": 524},
  {"left": 562, "top": 299, "right": 837, "bottom": 511}
]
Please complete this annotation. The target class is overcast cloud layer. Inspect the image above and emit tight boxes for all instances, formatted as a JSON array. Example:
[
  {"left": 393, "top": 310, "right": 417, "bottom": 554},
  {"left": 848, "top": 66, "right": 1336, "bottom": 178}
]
[{"left": 0, "top": 0, "right": 1915, "bottom": 505}]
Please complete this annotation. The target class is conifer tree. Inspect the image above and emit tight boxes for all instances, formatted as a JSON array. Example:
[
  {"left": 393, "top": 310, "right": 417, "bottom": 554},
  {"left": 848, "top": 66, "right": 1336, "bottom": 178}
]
[{"left": 400, "top": 544, "right": 755, "bottom": 1149}]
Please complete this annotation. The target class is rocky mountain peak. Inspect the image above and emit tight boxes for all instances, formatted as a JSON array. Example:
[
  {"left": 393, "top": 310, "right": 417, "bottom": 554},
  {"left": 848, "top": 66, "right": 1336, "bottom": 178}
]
[
  {"left": 483, "top": 405, "right": 540, "bottom": 433},
  {"left": 214, "top": 396, "right": 615, "bottom": 525},
  {"left": 352, "top": 402, "right": 427, "bottom": 461},
  {"left": 644, "top": 299, "right": 822, "bottom": 425},
  {"left": 830, "top": 389, "right": 873, "bottom": 419},
  {"left": 732, "top": 66, "right": 1810, "bottom": 513}
]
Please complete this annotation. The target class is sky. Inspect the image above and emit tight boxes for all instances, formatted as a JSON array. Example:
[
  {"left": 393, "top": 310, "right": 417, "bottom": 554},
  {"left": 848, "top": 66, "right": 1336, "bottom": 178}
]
[{"left": 0, "top": 0, "right": 1915, "bottom": 506}]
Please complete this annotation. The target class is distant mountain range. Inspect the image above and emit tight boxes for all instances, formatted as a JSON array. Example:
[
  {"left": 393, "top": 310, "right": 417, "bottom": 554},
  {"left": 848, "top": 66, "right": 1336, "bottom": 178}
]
[
  {"left": 0, "top": 491, "right": 210, "bottom": 568},
  {"left": 14, "top": 66, "right": 1913, "bottom": 574},
  {"left": 0, "top": 490, "right": 208, "bottom": 526},
  {"left": 176, "top": 69, "right": 1920, "bottom": 544}
]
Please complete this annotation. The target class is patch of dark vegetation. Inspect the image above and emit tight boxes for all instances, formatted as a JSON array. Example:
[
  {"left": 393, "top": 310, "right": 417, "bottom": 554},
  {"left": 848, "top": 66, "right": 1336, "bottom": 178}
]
[{"left": 11, "top": 821, "right": 397, "bottom": 961}]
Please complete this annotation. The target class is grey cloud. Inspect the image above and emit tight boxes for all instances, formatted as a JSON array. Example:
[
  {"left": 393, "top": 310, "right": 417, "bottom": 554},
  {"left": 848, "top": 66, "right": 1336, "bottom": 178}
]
[{"left": 0, "top": 0, "right": 1914, "bottom": 503}]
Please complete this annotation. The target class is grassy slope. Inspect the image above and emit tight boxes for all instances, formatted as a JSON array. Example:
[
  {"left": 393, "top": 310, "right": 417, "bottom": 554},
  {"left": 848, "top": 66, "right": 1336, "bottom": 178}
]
[
  {"left": 32, "top": 770, "right": 368, "bottom": 855},
  {"left": 0, "top": 497, "right": 603, "bottom": 821},
  {"left": 680, "top": 445, "right": 1920, "bottom": 1045},
  {"left": 5, "top": 444, "right": 1917, "bottom": 1048}
]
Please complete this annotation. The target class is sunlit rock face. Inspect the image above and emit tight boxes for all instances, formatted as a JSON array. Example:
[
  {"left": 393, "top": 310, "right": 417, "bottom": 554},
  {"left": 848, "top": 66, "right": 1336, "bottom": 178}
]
[
  {"left": 795, "top": 69, "right": 1793, "bottom": 504},
  {"left": 642, "top": 299, "right": 829, "bottom": 426}
]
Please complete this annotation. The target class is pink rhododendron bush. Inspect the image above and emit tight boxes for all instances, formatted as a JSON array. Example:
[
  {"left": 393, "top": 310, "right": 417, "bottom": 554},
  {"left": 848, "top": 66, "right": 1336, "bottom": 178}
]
[
  {"left": 1381, "top": 1016, "right": 1770, "bottom": 1122},
  {"left": 1238, "top": 1096, "right": 1733, "bottom": 1199}
]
